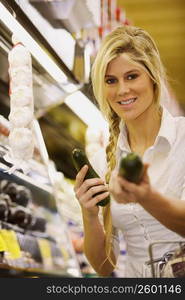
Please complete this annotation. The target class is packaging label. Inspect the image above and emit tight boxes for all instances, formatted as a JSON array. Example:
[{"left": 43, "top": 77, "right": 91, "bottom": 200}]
[
  {"left": 61, "top": 246, "right": 70, "bottom": 261},
  {"left": 0, "top": 229, "right": 21, "bottom": 259},
  {"left": 0, "top": 233, "right": 7, "bottom": 252},
  {"left": 38, "top": 238, "right": 53, "bottom": 269}
]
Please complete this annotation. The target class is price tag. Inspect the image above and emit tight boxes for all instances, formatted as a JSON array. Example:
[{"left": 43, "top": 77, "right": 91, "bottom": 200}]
[
  {"left": 0, "top": 233, "right": 7, "bottom": 252},
  {"left": 0, "top": 229, "right": 21, "bottom": 259},
  {"left": 38, "top": 238, "right": 53, "bottom": 269},
  {"left": 60, "top": 246, "right": 70, "bottom": 261}
]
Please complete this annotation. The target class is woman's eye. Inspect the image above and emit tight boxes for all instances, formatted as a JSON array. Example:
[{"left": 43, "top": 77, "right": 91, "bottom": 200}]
[
  {"left": 127, "top": 74, "right": 138, "bottom": 80},
  {"left": 105, "top": 78, "right": 117, "bottom": 84}
]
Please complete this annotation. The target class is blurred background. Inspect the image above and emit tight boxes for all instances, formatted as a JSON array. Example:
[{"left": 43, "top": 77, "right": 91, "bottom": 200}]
[
  {"left": 0, "top": 0, "right": 185, "bottom": 279},
  {"left": 118, "top": 0, "right": 185, "bottom": 111},
  {"left": 0, "top": 0, "right": 185, "bottom": 179}
]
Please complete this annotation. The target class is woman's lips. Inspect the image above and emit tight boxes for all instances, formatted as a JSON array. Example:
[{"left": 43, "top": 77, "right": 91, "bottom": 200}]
[{"left": 118, "top": 97, "right": 137, "bottom": 106}]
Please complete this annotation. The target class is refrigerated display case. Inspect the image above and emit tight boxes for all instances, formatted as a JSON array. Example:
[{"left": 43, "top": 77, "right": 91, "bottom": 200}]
[
  {"left": 0, "top": 152, "right": 82, "bottom": 277},
  {"left": 0, "top": 0, "right": 85, "bottom": 278}
]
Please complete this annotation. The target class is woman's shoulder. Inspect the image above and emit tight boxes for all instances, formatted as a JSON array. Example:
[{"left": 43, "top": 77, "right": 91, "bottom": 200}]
[
  {"left": 175, "top": 114, "right": 185, "bottom": 122},
  {"left": 174, "top": 114, "right": 185, "bottom": 134},
  {"left": 172, "top": 115, "right": 185, "bottom": 150}
]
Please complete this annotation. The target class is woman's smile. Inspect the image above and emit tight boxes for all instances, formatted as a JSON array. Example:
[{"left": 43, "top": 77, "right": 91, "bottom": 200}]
[
  {"left": 117, "top": 97, "right": 137, "bottom": 107},
  {"left": 105, "top": 53, "right": 155, "bottom": 121}
]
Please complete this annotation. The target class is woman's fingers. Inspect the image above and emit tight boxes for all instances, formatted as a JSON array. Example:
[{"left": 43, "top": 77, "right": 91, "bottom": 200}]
[
  {"left": 118, "top": 176, "right": 136, "bottom": 192},
  {"left": 74, "top": 165, "right": 89, "bottom": 192},
  {"left": 75, "top": 177, "right": 105, "bottom": 198},
  {"left": 73, "top": 164, "right": 107, "bottom": 209},
  {"left": 79, "top": 184, "right": 109, "bottom": 204},
  {"left": 82, "top": 191, "right": 110, "bottom": 208}
]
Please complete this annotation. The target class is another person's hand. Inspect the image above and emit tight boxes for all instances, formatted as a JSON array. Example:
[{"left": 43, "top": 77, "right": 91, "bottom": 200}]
[
  {"left": 109, "top": 164, "right": 151, "bottom": 204},
  {"left": 74, "top": 165, "right": 109, "bottom": 216}
]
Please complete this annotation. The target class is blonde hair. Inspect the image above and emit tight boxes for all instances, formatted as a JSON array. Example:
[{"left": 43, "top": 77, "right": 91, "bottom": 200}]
[{"left": 91, "top": 25, "right": 167, "bottom": 269}]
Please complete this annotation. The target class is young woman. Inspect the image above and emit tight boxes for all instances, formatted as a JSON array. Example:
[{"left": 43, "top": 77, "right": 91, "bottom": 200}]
[{"left": 74, "top": 26, "right": 185, "bottom": 277}]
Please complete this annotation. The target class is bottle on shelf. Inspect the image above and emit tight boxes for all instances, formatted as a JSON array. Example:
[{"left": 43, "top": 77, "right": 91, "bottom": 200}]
[
  {"left": 0, "top": 198, "right": 9, "bottom": 221},
  {"left": 0, "top": 193, "right": 12, "bottom": 222},
  {"left": 28, "top": 215, "right": 46, "bottom": 232},
  {"left": 7, "top": 203, "right": 32, "bottom": 229},
  {"left": 0, "top": 180, "right": 32, "bottom": 207}
]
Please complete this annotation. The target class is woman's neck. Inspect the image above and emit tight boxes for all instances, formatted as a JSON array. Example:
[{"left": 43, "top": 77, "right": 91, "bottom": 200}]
[{"left": 126, "top": 105, "right": 162, "bottom": 156}]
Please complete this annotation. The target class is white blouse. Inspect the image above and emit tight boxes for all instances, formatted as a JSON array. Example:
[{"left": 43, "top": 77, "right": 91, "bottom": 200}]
[{"left": 90, "top": 107, "right": 185, "bottom": 277}]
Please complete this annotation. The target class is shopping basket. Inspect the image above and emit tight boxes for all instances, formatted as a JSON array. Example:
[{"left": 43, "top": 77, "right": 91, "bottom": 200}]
[{"left": 146, "top": 240, "right": 185, "bottom": 277}]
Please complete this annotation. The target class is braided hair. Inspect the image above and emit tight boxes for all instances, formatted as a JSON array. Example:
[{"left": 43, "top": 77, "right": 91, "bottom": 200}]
[{"left": 91, "top": 25, "right": 167, "bottom": 268}]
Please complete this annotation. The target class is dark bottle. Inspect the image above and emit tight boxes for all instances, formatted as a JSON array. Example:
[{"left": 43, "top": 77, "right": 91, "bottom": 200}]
[
  {"left": 0, "top": 199, "right": 8, "bottom": 221},
  {"left": 28, "top": 216, "right": 46, "bottom": 232},
  {"left": 0, "top": 180, "right": 17, "bottom": 201},
  {"left": 0, "top": 180, "right": 32, "bottom": 207},
  {"left": 8, "top": 204, "right": 32, "bottom": 229},
  {"left": 0, "top": 193, "right": 11, "bottom": 221},
  {"left": 14, "top": 185, "right": 32, "bottom": 207}
]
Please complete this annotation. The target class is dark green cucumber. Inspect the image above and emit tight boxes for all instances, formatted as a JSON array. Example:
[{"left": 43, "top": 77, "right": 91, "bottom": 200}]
[
  {"left": 119, "top": 153, "right": 143, "bottom": 183},
  {"left": 72, "top": 148, "right": 110, "bottom": 206}
]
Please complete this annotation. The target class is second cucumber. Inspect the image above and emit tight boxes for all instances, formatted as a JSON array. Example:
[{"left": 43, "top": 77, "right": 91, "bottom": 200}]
[
  {"left": 72, "top": 148, "right": 110, "bottom": 206},
  {"left": 119, "top": 152, "right": 143, "bottom": 183}
]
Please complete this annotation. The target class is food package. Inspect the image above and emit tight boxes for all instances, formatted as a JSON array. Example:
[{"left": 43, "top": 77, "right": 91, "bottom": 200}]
[{"left": 4, "top": 34, "right": 35, "bottom": 174}]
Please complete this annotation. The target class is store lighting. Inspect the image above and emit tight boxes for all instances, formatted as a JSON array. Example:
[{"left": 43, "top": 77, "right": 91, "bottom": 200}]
[
  {"left": 0, "top": 2, "right": 68, "bottom": 84},
  {"left": 65, "top": 91, "right": 108, "bottom": 130},
  {"left": 61, "top": 82, "right": 81, "bottom": 94},
  {"left": 0, "top": 2, "right": 107, "bottom": 129}
]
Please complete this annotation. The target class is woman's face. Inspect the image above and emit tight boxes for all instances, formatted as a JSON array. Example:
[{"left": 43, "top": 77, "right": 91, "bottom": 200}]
[{"left": 104, "top": 53, "right": 155, "bottom": 122}]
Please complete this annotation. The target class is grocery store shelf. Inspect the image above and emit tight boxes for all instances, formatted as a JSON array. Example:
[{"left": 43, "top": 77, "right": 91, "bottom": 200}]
[
  {"left": 0, "top": 0, "right": 79, "bottom": 85},
  {"left": 0, "top": 161, "right": 57, "bottom": 212},
  {"left": 0, "top": 263, "right": 77, "bottom": 278}
]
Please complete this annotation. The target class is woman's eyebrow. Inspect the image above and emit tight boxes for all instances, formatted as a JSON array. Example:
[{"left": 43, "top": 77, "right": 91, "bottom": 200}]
[
  {"left": 105, "top": 74, "right": 115, "bottom": 77},
  {"left": 105, "top": 69, "right": 140, "bottom": 77},
  {"left": 124, "top": 69, "right": 140, "bottom": 74}
]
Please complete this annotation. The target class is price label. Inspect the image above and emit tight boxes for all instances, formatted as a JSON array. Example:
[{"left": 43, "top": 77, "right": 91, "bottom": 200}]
[
  {"left": 61, "top": 246, "right": 70, "bottom": 261},
  {"left": 0, "top": 229, "right": 21, "bottom": 259},
  {"left": 38, "top": 238, "right": 53, "bottom": 269},
  {"left": 0, "top": 233, "right": 7, "bottom": 252}
]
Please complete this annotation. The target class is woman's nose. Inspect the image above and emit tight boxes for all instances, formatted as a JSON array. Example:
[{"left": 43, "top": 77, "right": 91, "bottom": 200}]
[{"left": 117, "top": 81, "right": 130, "bottom": 96}]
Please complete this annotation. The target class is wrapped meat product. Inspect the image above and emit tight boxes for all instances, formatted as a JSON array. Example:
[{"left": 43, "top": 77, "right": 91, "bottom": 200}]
[
  {"left": 10, "top": 87, "right": 33, "bottom": 107},
  {"left": 0, "top": 180, "right": 32, "bottom": 207},
  {"left": 4, "top": 128, "right": 34, "bottom": 173},
  {"left": 8, "top": 44, "right": 32, "bottom": 69},
  {"left": 9, "top": 128, "right": 34, "bottom": 154},
  {"left": 9, "top": 107, "right": 33, "bottom": 128},
  {"left": 9, "top": 66, "right": 32, "bottom": 78},
  {"left": 11, "top": 34, "right": 21, "bottom": 46},
  {"left": 4, "top": 34, "right": 35, "bottom": 174},
  {"left": 9, "top": 67, "right": 33, "bottom": 92}
]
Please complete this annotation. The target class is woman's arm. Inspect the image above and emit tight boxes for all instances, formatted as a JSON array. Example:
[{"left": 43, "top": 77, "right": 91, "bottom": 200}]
[
  {"left": 74, "top": 165, "right": 116, "bottom": 276},
  {"left": 82, "top": 210, "right": 116, "bottom": 276},
  {"left": 138, "top": 189, "right": 185, "bottom": 237},
  {"left": 109, "top": 164, "right": 185, "bottom": 237}
]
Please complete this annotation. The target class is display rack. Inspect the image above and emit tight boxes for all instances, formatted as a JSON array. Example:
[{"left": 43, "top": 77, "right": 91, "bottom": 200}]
[
  {"left": 0, "top": 0, "right": 87, "bottom": 278},
  {"left": 0, "top": 154, "right": 82, "bottom": 277}
]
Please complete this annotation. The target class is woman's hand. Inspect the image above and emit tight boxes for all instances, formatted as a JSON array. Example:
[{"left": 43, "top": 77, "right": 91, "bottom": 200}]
[
  {"left": 109, "top": 164, "right": 151, "bottom": 204},
  {"left": 74, "top": 165, "right": 109, "bottom": 216}
]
